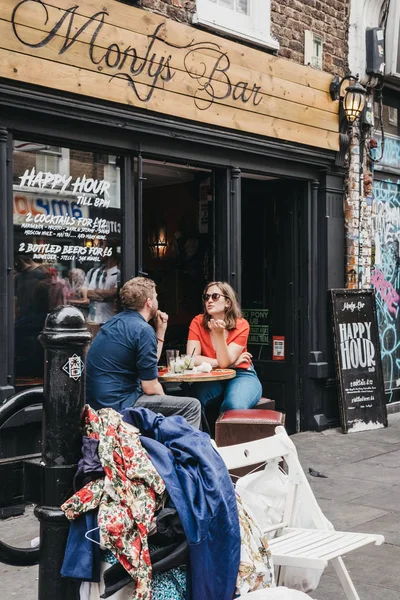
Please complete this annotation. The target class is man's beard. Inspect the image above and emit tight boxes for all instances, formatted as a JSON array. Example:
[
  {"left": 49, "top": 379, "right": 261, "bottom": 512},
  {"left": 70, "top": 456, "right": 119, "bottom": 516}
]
[{"left": 150, "top": 306, "right": 158, "bottom": 320}]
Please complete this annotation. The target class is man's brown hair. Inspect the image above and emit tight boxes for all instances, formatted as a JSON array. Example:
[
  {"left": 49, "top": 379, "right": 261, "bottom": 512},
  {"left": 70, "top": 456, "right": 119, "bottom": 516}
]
[{"left": 120, "top": 277, "right": 156, "bottom": 311}]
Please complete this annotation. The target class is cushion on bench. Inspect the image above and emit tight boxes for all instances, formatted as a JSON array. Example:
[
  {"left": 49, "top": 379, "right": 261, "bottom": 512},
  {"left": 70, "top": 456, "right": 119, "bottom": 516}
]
[{"left": 215, "top": 409, "right": 285, "bottom": 448}]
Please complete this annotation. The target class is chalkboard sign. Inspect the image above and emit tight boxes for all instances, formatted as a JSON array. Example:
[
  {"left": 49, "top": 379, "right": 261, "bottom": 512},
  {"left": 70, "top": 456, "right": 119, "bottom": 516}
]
[{"left": 331, "top": 289, "right": 388, "bottom": 433}]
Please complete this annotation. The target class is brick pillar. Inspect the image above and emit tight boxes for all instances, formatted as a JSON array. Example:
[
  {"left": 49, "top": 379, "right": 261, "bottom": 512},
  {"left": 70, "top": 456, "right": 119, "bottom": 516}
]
[
  {"left": 345, "top": 124, "right": 361, "bottom": 289},
  {"left": 345, "top": 121, "right": 374, "bottom": 290}
]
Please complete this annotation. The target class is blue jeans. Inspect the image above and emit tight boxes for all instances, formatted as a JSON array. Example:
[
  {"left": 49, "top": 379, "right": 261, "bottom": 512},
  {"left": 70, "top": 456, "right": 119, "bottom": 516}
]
[{"left": 191, "top": 365, "right": 262, "bottom": 412}]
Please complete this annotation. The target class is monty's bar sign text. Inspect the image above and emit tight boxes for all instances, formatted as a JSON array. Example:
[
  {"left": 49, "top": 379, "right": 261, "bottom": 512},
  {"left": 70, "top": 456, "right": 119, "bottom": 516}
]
[
  {"left": 12, "top": 2, "right": 263, "bottom": 108},
  {"left": 0, "top": 0, "right": 339, "bottom": 150},
  {"left": 331, "top": 289, "right": 387, "bottom": 434}
]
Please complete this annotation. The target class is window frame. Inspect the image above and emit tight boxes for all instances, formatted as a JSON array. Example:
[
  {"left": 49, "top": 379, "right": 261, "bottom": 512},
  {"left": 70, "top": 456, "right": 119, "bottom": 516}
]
[
  {"left": 304, "top": 30, "right": 323, "bottom": 70},
  {"left": 193, "top": 0, "right": 279, "bottom": 50},
  {"left": 388, "top": 106, "right": 398, "bottom": 127}
]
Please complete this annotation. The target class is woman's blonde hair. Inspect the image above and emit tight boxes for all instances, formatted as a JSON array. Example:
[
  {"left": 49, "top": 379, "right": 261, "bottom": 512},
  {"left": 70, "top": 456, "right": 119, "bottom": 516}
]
[{"left": 202, "top": 281, "right": 242, "bottom": 330}]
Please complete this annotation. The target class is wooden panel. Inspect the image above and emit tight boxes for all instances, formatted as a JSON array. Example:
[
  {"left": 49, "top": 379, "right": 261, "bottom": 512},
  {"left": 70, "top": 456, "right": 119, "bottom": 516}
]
[
  {"left": 0, "top": 0, "right": 340, "bottom": 150},
  {"left": 3, "top": 0, "right": 337, "bottom": 114},
  {"left": 0, "top": 22, "right": 338, "bottom": 133},
  {"left": 7, "top": 0, "right": 334, "bottom": 92}
]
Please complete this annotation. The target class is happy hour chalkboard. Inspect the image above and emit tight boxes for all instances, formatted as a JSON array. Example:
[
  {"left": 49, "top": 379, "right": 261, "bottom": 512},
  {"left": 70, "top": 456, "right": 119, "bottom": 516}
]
[{"left": 331, "top": 289, "right": 388, "bottom": 433}]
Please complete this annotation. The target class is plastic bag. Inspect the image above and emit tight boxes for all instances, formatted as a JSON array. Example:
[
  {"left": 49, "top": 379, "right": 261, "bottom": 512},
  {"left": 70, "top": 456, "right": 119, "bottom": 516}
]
[
  {"left": 236, "top": 458, "right": 332, "bottom": 593},
  {"left": 236, "top": 458, "right": 287, "bottom": 541}
]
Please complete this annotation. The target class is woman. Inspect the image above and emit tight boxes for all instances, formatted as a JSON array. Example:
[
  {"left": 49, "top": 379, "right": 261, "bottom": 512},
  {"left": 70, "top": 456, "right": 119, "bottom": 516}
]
[{"left": 186, "top": 281, "right": 262, "bottom": 413}]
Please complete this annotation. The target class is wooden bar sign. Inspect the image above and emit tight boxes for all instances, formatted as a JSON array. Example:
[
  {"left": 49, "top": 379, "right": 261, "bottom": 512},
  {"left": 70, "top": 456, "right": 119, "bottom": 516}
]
[
  {"left": 0, "top": 0, "right": 339, "bottom": 151},
  {"left": 331, "top": 289, "right": 388, "bottom": 433}
]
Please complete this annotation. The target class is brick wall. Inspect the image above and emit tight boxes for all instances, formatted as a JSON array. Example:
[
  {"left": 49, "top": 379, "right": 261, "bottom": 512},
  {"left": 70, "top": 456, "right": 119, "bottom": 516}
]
[
  {"left": 140, "top": 0, "right": 195, "bottom": 23},
  {"left": 271, "top": 0, "right": 349, "bottom": 76},
  {"left": 69, "top": 151, "right": 106, "bottom": 181},
  {"left": 137, "top": 0, "right": 348, "bottom": 76},
  {"left": 12, "top": 149, "right": 108, "bottom": 184}
]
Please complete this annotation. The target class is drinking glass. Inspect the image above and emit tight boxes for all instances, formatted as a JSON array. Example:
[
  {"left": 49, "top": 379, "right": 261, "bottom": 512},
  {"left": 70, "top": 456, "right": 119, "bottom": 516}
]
[
  {"left": 174, "top": 356, "right": 185, "bottom": 373},
  {"left": 166, "top": 349, "right": 179, "bottom": 372},
  {"left": 184, "top": 354, "right": 195, "bottom": 370}
]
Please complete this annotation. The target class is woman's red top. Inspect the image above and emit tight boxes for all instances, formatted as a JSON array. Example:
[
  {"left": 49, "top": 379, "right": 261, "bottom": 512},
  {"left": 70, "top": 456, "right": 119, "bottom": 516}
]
[{"left": 188, "top": 315, "right": 250, "bottom": 369}]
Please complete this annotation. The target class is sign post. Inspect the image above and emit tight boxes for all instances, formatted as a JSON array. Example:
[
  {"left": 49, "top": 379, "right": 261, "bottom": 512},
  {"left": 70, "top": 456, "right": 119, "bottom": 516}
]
[
  {"left": 35, "top": 306, "right": 91, "bottom": 600},
  {"left": 331, "top": 289, "right": 388, "bottom": 433}
]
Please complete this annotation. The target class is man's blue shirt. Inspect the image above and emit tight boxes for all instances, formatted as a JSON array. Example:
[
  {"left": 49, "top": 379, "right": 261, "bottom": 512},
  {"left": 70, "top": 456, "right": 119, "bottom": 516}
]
[{"left": 85, "top": 310, "right": 158, "bottom": 411}]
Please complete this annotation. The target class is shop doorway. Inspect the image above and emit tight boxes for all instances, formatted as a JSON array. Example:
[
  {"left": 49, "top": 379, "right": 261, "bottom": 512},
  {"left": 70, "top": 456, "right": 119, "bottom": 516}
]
[
  {"left": 241, "top": 176, "right": 306, "bottom": 433},
  {"left": 137, "top": 159, "right": 214, "bottom": 356}
]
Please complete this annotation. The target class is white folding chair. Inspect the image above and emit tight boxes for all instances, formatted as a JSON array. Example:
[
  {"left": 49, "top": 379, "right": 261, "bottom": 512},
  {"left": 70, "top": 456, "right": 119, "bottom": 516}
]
[{"left": 218, "top": 426, "right": 384, "bottom": 600}]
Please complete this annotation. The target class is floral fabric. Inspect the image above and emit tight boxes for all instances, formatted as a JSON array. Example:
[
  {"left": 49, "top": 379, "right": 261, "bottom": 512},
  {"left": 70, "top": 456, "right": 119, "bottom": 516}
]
[
  {"left": 235, "top": 494, "right": 275, "bottom": 596},
  {"left": 62, "top": 406, "right": 166, "bottom": 600}
]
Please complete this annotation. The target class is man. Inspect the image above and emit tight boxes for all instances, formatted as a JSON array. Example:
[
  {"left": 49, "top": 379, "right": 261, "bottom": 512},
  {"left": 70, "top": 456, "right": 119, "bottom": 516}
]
[
  {"left": 84, "top": 250, "right": 120, "bottom": 324},
  {"left": 14, "top": 254, "right": 49, "bottom": 318},
  {"left": 85, "top": 277, "right": 201, "bottom": 428},
  {"left": 14, "top": 255, "right": 50, "bottom": 377}
]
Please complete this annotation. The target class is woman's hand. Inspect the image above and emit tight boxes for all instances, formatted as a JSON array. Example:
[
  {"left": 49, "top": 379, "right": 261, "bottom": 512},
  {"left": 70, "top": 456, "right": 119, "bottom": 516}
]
[
  {"left": 232, "top": 351, "right": 252, "bottom": 367},
  {"left": 208, "top": 319, "right": 226, "bottom": 335}
]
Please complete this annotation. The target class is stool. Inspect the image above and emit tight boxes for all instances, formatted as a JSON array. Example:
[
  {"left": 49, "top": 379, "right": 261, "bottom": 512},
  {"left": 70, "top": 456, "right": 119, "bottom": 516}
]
[
  {"left": 215, "top": 409, "right": 285, "bottom": 479},
  {"left": 205, "top": 398, "right": 275, "bottom": 439},
  {"left": 254, "top": 397, "right": 275, "bottom": 411},
  {"left": 215, "top": 409, "right": 285, "bottom": 447}
]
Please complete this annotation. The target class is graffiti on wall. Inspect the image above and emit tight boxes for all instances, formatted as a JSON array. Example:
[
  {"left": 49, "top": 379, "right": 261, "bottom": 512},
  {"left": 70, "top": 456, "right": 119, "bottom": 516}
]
[
  {"left": 376, "top": 133, "right": 400, "bottom": 171},
  {"left": 372, "top": 178, "right": 400, "bottom": 401}
]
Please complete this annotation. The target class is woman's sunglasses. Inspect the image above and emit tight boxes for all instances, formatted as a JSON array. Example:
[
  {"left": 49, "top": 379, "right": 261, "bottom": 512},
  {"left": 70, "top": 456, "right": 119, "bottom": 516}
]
[{"left": 202, "top": 293, "right": 228, "bottom": 302}]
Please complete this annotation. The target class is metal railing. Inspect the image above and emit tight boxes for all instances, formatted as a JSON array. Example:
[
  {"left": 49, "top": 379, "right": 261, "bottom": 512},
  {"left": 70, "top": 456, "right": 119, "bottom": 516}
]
[{"left": 0, "top": 386, "right": 44, "bottom": 565}]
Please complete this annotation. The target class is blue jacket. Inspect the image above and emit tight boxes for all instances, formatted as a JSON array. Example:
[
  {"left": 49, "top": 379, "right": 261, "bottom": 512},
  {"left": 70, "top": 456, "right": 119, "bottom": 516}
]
[{"left": 122, "top": 407, "right": 240, "bottom": 600}]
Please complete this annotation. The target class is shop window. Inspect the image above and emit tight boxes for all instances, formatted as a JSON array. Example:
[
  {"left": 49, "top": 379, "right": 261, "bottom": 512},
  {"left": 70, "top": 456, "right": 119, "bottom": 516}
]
[
  {"left": 304, "top": 31, "right": 323, "bottom": 70},
  {"left": 193, "top": 0, "right": 279, "bottom": 50},
  {"left": 388, "top": 106, "right": 398, "bottom": 127},
  {"left": 13, "top": 142, "right": 122, "bottom": 383},
  {"left": 103, "top": 155, "right": 121, "bottom": 209},
  {"left": 14, "top": 141, "right": 70, "bottom": 180},
  {"left": 36, "top": 147, "right": 69, "bottom": 177}
]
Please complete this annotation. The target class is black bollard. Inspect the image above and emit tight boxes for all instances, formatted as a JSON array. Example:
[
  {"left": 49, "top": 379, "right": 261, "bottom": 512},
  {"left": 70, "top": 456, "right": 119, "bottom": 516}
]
[{"left": 34, "top": 306, "right": 92, "bottom": 600}]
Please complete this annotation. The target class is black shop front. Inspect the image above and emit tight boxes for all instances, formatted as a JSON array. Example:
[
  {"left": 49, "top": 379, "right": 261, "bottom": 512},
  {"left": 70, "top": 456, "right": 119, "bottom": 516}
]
[{"left": 0, "top": 0, "right": 345, "bottom": 435}]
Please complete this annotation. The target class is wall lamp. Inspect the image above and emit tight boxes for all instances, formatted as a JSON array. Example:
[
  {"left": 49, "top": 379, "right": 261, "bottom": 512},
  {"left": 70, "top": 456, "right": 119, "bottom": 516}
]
[
  {"left": 330, "top": 74, "right": 367, "bottom": 123},
  {"left": 149, "top": 224, "right": 168, "bottom": 259}
]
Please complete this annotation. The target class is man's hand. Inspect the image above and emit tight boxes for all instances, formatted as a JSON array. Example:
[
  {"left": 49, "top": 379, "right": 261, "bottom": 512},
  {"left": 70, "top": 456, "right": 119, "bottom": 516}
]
[
  {"left": 154, "top": 310, "right": 169, "bottom": 337},
  {"left": 208, "top": 319, "right": 226, "bottom": 335},
  {"left": 232, "top": 351, "right": 252, "bottom": 367},
  {"left": 141, "top": 378, "right": 164, "bottom": 396}
]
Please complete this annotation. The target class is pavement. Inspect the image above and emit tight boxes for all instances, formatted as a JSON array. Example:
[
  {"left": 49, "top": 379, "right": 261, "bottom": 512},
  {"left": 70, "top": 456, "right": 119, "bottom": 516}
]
[{"left": 2, "top": 413, "right": 400, "bottom": 599}]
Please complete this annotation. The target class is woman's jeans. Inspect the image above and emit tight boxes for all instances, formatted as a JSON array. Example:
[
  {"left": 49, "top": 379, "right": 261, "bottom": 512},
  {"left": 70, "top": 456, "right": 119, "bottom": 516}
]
[{"left": 190, "top": 364, "right": 262, "bottom": 412}]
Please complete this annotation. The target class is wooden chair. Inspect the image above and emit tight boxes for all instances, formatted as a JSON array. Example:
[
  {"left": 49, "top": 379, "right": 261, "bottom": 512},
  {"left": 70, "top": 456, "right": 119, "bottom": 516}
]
[{"left": 217, "top": 426, "right": 384, "bottom": 600}]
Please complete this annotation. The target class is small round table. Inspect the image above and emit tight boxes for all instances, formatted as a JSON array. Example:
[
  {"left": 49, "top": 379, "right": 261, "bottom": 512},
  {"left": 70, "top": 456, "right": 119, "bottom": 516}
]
[{"left": 158, "top": 368, "right": 236, "bottom": 383}]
